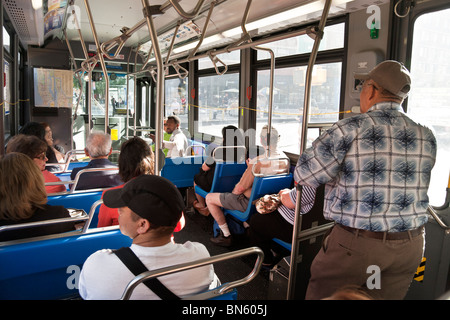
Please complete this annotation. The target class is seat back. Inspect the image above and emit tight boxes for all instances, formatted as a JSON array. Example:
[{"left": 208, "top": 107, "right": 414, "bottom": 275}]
[
  {"left": 161, "top": 155, "right": 206, "bottom": 188},
  {"left": 194, "top": 161, "right": 247, "bottom": 199},
  {"left": 225, "top": 173, "right": 293, "bottom": 222},
  {"left": 0, "top": 227, "right": 131, "bottom": 299},
  {"left": 47, "top": 191, "right": 103, "bottom": 228}
]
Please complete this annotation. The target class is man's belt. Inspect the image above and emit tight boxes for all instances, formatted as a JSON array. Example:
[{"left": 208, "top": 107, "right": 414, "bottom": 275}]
[{"left": 338, "top": 224, "right": 424, "bottom": 240}]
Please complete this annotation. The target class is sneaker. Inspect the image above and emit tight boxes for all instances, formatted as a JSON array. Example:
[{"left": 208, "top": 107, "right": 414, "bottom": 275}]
[{"left": 210, "top": 233, "right": 233, "bottom": 247}]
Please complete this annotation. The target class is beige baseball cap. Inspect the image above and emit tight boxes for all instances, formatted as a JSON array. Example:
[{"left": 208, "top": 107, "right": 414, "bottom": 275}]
[{"left": 355, "top": 60, "right": 411, "bottom": 98}]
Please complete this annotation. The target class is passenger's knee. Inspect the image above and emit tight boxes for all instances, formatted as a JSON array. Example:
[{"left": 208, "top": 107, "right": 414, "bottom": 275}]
[{"left": 205, "top": 193, "right": 217, "bottom": 206}]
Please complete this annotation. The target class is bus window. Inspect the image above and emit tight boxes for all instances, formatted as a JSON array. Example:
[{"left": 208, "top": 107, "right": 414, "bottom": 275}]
[
  {"left": 257, "top": 23, "right": 345, "bottom": 60},
  {"left": 409, "top": 8, "right": 450, "bottom": 206},
  {"left": 198, "top": 51, "right": 240, "bottom": 70},
  {"left": 198, "top": 72, "right": 239, "bottom": 137},
  {"left": 257, "top": 62, "right": 342, "bottom": 154},
  {"left": 165, "top": 77, "right": 189, "bottom": 130},
  {"left": 3, "top": 26, "right": 10, "bottom": 53}
]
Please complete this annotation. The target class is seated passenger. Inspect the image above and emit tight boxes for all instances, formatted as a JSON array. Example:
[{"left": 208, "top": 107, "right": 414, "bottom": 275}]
[
  {"left": 0, "top": 153, "right": 76, "bottom": 242},
  {"left": 206, "top": 125, "right": 289, "bottom": 246},
  {"left": 193, "top": 125, "right": 245, "bottom": 216},
  {"left": 248, "top": 185, "right": 316, "bottom": 266},
  {"left": 19, "top": 121, "right": 62, "bottom": 171},
  {"left": 149, "top": 115, "right": 188, "bottom": 158},
  {"left": 78, "top": 175, "right": 219, "bottom": 300},
  {"left": 41, "top": 122, "right": 65, "bottom": 163},
  {"left": 97, "top": 137, "right": 155, "bottom": 227},
  {"left": 6, "top": 134, "right": 66, "bottom": 194},
  {"left": 70, "top": 131, "right": 122, "bottom": 190}
]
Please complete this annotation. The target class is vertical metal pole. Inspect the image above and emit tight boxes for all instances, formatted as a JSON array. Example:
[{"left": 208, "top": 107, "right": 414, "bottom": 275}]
[
  {"left": 252, "top": 46, "right": 274, "bottom": 156},
  {"left": 84, "top": 0, "right": 109, "bottom": 134},
  {"left": 0, "top": 3, "right": 4, "bottom": 156},
  {"left": 287, "top": 0, "right": 332, "bottom": 300},
  {"left": 87, "top": 71, "right": 92, "bottom": 134},
  {"left": 133, "top": 48, "right": 139, "bottom": 136},
  {"left": 125, "top": 48, "right": 133, "bottom": 139},
  {"left": 141, "top": 0, "right": 164, "bottom": 175}
]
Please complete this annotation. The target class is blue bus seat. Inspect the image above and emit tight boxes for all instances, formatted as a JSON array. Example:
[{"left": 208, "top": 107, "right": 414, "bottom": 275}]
[
  {"left": 272, "top": 237, "right": 292, "bottom": 251},
  {"left": 0, "top": 227, "right": 131, "bottom": 300},
  {"left": 67, "top": 161, "right": 90, "bottom": 171},
  {"left": 161, "top": 155, "right": 206, "bottom": 188},
  {"left": 194, "top": 161, "right": 247, "bottom": 199},
  {"left": 47, "top": 191, "right": 104, "bottom": 228},
  {"left": 224, "top": 173, "right": 293, "bottom": 222}
]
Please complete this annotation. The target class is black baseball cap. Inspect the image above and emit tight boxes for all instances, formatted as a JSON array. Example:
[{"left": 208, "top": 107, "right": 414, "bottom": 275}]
[{"left": 103, "top": 175, "right": 184, "bottom": 227}]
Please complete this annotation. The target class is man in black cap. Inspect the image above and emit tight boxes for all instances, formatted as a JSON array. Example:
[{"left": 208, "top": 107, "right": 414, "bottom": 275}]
[
  {"left": 78, "top": 175, "right": 218, "bottom": 300},
  {"left": 294, "top": 60, "right": 437, "bottom": 299}
]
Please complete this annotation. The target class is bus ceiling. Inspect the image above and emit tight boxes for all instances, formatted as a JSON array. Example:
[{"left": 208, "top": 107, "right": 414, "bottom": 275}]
[{"left": 4, "top": 0, "right": 390, "bottom": 60}]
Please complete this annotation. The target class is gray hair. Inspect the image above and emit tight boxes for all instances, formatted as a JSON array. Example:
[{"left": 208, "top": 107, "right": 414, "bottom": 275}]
[{"left": 86, "top": 131, "right": 112, "bottom": 158}]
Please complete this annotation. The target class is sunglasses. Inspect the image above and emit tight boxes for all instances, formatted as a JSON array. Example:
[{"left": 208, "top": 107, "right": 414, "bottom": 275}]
[{"left": 34, "top": 153, "right": 47, "bottom": 161}]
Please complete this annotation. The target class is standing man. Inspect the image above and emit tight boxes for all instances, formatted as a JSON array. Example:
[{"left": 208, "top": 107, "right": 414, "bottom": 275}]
[
  {"left": 150, "top": 115, "right": 188, "bottom": 158},
  {"left": 294, "top": 60, "right": 437, "bottom": 299}
]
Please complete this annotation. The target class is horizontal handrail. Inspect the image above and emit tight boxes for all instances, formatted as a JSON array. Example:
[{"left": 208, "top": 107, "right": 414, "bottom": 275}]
[
  {"left": 427, "top": 205, "right": 450, "bottom": 234},
  {"left": 0, "top": 209, "right": 88, "bottom": 234},
  {"left": 46, "top": 149, "right": 120, "bottom": 174},
  {"left": 212, "top": 146, "right": 247, "bottom": 162},
  {"left": 120, "top": 246, "right": 264, "bottom": 300},
  {"left": 70, "top": 167, "right": 119, "bottom": 192},
  {"left": 184, "top": 144, "right": 206, "bottom": 156},
  {"left": 82, "top": 199, "right": 104, "bottom": 233}
]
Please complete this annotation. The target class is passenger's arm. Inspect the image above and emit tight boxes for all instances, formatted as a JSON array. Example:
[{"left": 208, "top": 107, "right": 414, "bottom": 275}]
[
  {"left": 232, "top": 160, "right": 257, "bottom": 194},
  {"left": 294, "top": 126, "right": 348, "bottom": 188},
  {"left": 279, "top": 188, "right": 295, "bottom": 209}
]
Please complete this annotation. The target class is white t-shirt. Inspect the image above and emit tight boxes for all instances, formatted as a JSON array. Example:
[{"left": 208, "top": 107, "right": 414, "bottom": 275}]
[
  {"left": 163, "top": 128, "right": 188, "bottom": 158},
  {"left": 78, "top": 241, "right": 219, "bottom": 300}
]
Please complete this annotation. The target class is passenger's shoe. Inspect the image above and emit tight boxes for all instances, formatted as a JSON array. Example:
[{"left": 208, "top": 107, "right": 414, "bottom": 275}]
[
  {"left": 210, "top": 233, "right": 233, "bottom": 247},
  {"left": 193, "top": 200, "right": 210, "bottom": 216}
]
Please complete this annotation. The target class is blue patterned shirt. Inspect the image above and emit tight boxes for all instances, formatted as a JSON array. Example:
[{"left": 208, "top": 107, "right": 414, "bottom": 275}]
[{"left": 294, "top": 102, "right": 437, "bottom": 232}]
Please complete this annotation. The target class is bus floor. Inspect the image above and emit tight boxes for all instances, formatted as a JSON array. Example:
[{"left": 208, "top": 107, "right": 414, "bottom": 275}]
[{"left": 174, "top": 209, "right": 277, "bottom": 300}]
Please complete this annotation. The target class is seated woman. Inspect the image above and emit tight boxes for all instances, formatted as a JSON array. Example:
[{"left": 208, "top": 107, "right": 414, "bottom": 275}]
[
  {"left": 0, "top": 153, "right": 76, "bottom": 242},
  {"left": 6, "top": 134, "right": 66, "bottom": 194},
  {"left": 41, "top": 122, "right": 65, "bottom": 163},
  {"left": 19, "top": 121, "right": 62, "bottom": 171},
  {"left": 192, "top": 125, "right": 245, "bottom": 216},
  {"left": 97, "top": 136, "right": 185, "bottom": 232},
  {"left": 247, "top": 185, "right": 316, "bottom": 267},
  {"left": 97, "top": 137, "right": 155, "bottom": 227}
]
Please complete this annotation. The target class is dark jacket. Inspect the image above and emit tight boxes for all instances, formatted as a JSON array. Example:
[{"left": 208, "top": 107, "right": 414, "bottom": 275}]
[
  {"left": 0, "top": 204, "right": 75, "bottom": 242},
  {"left": 70, "top": 158, "right": 122, "bottom": 191}
]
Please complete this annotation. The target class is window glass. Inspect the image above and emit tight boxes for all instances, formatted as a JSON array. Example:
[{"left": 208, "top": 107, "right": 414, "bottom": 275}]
[
  {"left": 3, "top": 27, "right": 10, "bottom": 53},
  {"left": 3, "top": 60, "right": 10, "bottom": 137},
  {"left": 256, "top": 62, "right": 341, "bottom": 154},
  {"left": 78, "top": 73, "right": 129, "bottom": 117},
  {"left": 165, "top": 77, "right": 189, "bottom": 130},
  {"left": 409, "top": 8, "right": 450, "bottom": 206},
  {"left": 198, "top": 73, "right": 239, "bottom": 137},
  {"left": 141, "top": 86, "right": 147, "bottom": 127},
  {"left": 257, "top": 23, "right": 344, "bottom": 60}
]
